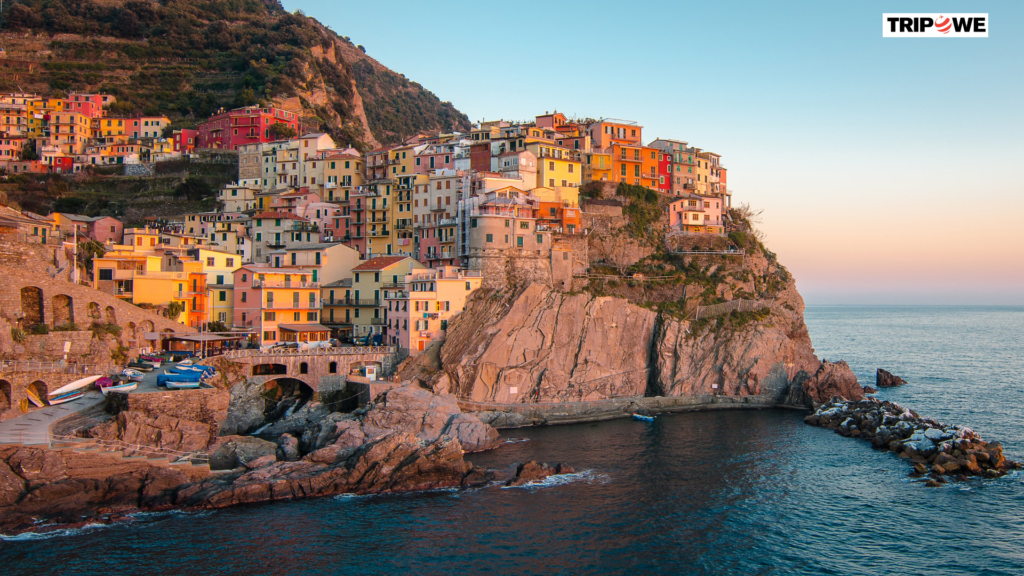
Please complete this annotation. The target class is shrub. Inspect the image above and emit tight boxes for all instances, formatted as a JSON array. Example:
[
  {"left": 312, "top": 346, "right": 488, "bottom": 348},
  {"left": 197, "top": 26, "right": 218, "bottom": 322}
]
[
  {"left": 53, "top": 322, "right": 80, "bottom": 332},
  {"left": 91, "top": 322, "right": 122, "bottom": 338},
  {"left": 27, "top": 324, "right": 50, "bottom": 335},
  {"left": 10, "top": 327, "right": 27, "bottom": 344}
]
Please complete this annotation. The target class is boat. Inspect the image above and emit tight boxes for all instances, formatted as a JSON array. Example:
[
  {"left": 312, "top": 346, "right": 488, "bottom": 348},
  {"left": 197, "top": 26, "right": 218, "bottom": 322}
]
[
  {"left": 100, "top": 381, "right": 138, "bottom": 395},
  {"left": 157, "top": 373, "right": 203, "bottom": 387},
  {"left": 94, "top": 376, "right": 114, "bottom": 389},
  {"left": 47, "top": 375, "right": 103, "bottom": 405},
  {"left": 165, "top": 380, "right": 202, "bottom": 390},
  {"left": 177, "top": 358, "right": 194, "bottom": 366},
  {"left": 122, "top": 369, "right": 145, "bottom": 382},
  {"left": 632, "top": 413, "right": 655, "bottom": 422},
  {"left": 127, "top": 361, "right": 154, "bottom": 372}
]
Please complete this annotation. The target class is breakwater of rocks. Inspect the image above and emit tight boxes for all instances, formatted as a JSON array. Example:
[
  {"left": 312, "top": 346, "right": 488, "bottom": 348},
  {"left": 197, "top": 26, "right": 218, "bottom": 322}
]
[{"left": 804, "top": 397, "right": 1021, "bottom": 487}]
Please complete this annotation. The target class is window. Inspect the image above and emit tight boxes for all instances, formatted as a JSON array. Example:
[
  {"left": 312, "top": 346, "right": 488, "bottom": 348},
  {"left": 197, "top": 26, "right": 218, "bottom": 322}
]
[
  {"left": 226, "top": 258, "right": 234, "bottom": 267},
  {"left": 241, "top": 273, "right": 247, "bottom": 282},
  {"left": 219, "top": 291, "right": 227, "bottom": 302},
  {"left": 537, "top": 234, "right": 543, "bottom": 244},
  {"left": 264, "top": 311, "right": 276, "bottom": 321},
  {"left": 471, "top": 218, "right": 478, "bottom": 228},
  {"left": 300, "top": 362, "right": 308, "bottom": 374},
  {"left": 216, "top": 275, "right": 224, "bottom": 285},
  {"left": 519, "top": 221, "right": 529, "bottom": 230},
  {"left": 486, "top": 233, "right": 493, "bottom": 243},
  {"left": 329, "top": 362, "right": 337, "bottom": 374},
  {"left": 517, "top": 236, "right": 524, "bottom": 248},
  {"left": 466, "top": 282, "right": 471, "bottom": 290},
  {"left": 263, "top": 331, "right": 276, "bottom": 341},
  {"left": 99, "top": 268, "right": 113, "bottom": 280}
]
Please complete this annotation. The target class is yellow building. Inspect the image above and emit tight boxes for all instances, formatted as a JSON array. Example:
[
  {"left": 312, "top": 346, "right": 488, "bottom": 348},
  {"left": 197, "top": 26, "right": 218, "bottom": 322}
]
[
  {"left": 527, "top": 142, "right": 582, "bottom": 190},
  {"left": 322, "top": 151, "right": 365, "bottom": 202},
  {"left": 50, "top": 112, "right": 91, "bottom": 155},
  {"left": 348, "top": 256, "right": 425, "bottom": 341},
  {"left": 363, "top": 180, "right": 393, "bottom": 257},
  {"left": 95, "top": 117, "right": 129, "bottom": 141},
  {"left": 391, "top": 174, "right": 423, "bottom": 258}
]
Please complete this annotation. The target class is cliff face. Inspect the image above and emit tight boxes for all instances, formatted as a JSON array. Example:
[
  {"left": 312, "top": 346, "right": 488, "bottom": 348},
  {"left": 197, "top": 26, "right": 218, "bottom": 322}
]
[
  {"left": 441, "top": 251, "right": 858, "bottom": 408},
  {"left": 442, "top": 286, "right": 657, "bottom": 403}
]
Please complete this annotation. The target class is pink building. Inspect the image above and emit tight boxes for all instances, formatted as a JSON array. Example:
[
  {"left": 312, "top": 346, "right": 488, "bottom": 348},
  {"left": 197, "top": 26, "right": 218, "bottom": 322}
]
[
  {"left": 666, "top": 194, "right": 725, "bottom": 235},
  {"left": 173, "top": 129, "right": 197, "bottom": 154},
  {"left": 385, "top": 266, "right": 482, "bottom": 353},
  {"left": 196, "top": 106, "right": 300, "bottom": 151},
  {"left": 414, "top": 143, "right": 458, "bottom": 174}
]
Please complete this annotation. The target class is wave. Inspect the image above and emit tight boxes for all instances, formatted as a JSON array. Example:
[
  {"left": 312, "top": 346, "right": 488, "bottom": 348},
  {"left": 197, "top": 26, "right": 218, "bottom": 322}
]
[
  {"left": 502, "top": 438, "right": 531, "bottom": 444},
  {"left": 0, "top": 522, "right": 112, "bottom": 541},
  {"left": 501, "top": 469, "right": 610, "bottom": 489}
]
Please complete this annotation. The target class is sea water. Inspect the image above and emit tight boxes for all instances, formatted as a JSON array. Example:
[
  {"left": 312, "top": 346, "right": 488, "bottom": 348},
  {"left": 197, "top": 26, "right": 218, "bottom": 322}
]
[{"left": 2, "top": 306, "right": 1022, "bottom": 575}]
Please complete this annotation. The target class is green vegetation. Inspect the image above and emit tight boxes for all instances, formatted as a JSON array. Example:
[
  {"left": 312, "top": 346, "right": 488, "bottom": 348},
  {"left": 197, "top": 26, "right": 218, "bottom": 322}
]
[
  {"left": 166, "top": 301, "right": 185, "bottom": 320},
  {"left": 90, "top": 322, "right": 122, "bottom": 338},
  {"left": 0, "top": 0, "right": 470, "bottom": 146},
  {"left": 616, "top": 182, "right": 663, "bottom": 240},
  {"left": 27, "top": 324, "right": 50, "bottom": 335},
  {"left": 10, "top": 327, "right": 27, "bottom": 344}
]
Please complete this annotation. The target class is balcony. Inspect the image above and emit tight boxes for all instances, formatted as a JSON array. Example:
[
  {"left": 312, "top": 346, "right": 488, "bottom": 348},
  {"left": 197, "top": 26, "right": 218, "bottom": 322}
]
[
  {"left": 322, "top": 298, "right": 380, "bottom": 307},
  {"left": 251, "top": 280, "right": 320, "bottom": 288},
  {"left": 384, "top": 290, "right": 410, "bottom": 299},
  {"left": 394, "top": 223, "right": 411, "bottom": 230},
  {"left": 265, "top": 301, "right": 319, "bottom": 309},
  {"left": 370, "top": 318, "right": 386, "bottom": 325},
  {"left": 367, "top": 229, "right": 390, "bottom": 237},
  {"left": 437, "top": 218, "right": 458, "bottom": 226},
  {"left": 430, "top": 205, "right": 447, "bottom": 212},
  {"left": 381, "top": 282, "right": 405, "bottom": 289}
]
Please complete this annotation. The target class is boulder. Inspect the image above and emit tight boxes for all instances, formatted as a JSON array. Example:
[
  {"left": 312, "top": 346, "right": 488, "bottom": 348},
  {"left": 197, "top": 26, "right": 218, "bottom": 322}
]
[
  {"left": 800, "top": 361, "right": 864, "bottom": 404},
  {"left": 246, "top": 455, "right": 277, "bottom": 470},
  {"left": 208, "top": 436, "right": 278, "bottom": 470},
  {"left": 275, "top": 433, "right": 301, "bottom": 462},
  {"left": 505, "top": 461, "right": 575, "bottom": 487},
  {"left": 876, "top": 369, "right": 907, "bottom": 388},
  {"left": 0, "top": 460, "right": 26, "bottom": 507},
  {"left": 863, "top": 386, "right": 878, "bottom": 394},
  {"left": 441, "top": 413, "right": 501, "bottom": 452}
]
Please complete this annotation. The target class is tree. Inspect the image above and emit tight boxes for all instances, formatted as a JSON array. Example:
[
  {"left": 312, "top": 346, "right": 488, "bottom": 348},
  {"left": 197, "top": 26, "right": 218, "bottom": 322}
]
[
  {"left": 21, "top": 142, "right": 39, "bottom": 161},
  {"left": 269, "top": 123, "right": 297, "bottom": 139},
  {"left": 175, "top": 177, "right": 213, "bottom": 201},
  {"left": 5, "top": 4, "right": 39, "bottom": 29},
  {"left": 233, "top": 87, "right": 259, "bottom": 108},
  {"left": 117, "top": 9, "right": 140, "bottom": 37},
  {"left": 206, "top": 320, "right": 228, "bottom": 333}
]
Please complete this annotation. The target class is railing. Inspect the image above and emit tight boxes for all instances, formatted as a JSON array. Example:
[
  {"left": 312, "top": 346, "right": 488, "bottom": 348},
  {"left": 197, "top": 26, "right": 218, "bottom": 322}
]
[
  {"left": 0, "top": 360, "right": 119, "bottom": 374},
  {"left": 370, "top": 318, "right": 385, "bottom": 325},
  {"left": 321, "top": 298, "right": 380, "bottom": 307},
  {"left": 222, "top": 346, "right": 396, "bottom": 358},
  {"left": 380, "top": 282, "right": 405, "bottom": 289},
  {"left": 437, "top": 218, "right": 458, "bottom": 226},
  {"left": 252, "top": 280, "right": 320, "bottom": 288},
  {"left": 692, "top": 298, "right": 775, "bottom": 320},
  {"left": 384, "top": 290, "right": 410, "bottom": 299},
  {"left": 265, "top": 301, "right": 318, "bottom": 309},
  {"left": 367, "top": 229, "right": 390, "bottom": 237}
]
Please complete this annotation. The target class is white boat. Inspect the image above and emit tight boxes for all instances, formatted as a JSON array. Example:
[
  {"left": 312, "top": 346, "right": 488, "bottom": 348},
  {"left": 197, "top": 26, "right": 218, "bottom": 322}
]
[
  {"left": 122, "top": 369, "right": 145, "bottom": 382},
  {"left": 47, "top": 375, "right": 103, "bottom": 405},
  {"left": 100, "top": 382, "right": 138, "bottom": 395},
  {"left": 177, "top": 358, "right": 194, "bottom": 366},
  {"left": 166, "top": 380, "right": 201, "bottom": 390}
]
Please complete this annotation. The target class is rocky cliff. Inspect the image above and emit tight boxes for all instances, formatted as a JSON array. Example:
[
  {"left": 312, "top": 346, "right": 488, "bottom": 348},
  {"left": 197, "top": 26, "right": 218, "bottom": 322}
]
[{"left": 439, "top": 245, "right": 862, "bottom": 411}]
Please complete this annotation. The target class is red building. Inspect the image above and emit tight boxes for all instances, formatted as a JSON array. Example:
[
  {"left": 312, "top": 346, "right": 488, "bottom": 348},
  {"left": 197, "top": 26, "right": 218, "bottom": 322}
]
[
  {"left": 195, "top": 106, "right": 299, "bottom": 151},
  {"left": 172, "top": 129, "right": 197, "bottom": 154},
  {"left": 657, "top": 150, "right": 673, "bottom": 194}
]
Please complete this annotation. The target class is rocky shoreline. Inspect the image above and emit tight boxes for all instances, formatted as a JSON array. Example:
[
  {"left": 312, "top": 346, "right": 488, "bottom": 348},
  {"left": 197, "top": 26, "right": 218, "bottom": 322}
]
[
  {"left": 0, "top": 386, "right": 572, "bottom": 536},
  {"left": 805, "top": 397, "right": 1021, "bottom": 486}
]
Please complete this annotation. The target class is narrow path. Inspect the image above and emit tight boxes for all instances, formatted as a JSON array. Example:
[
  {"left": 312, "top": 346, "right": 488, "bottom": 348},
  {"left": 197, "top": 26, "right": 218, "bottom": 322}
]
[{"left": 0, "top": 390, "right": 105, "bottom": 446}]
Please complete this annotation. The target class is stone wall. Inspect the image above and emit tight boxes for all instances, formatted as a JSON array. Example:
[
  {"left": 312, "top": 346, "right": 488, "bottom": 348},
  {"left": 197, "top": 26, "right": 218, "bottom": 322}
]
[
  {"left": 467, "top": 248, "right": 553, "bottom": 290},
  {"left": 219, "top": 349, "right": 399, "bottom": 397},
  {"left": 106, "top": 387, "right": 230, "bottom": 430},
  {"left": 0, "top": 369, "right": 116, "bottom": 423}
]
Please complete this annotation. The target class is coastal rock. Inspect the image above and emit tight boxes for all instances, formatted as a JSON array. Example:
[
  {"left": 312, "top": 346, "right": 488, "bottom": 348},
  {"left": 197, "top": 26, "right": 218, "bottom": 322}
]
[
  {"left": 800, "top": 361, "right": 864, "bottom": 404},
  {"left": 863, "top": 386, "right": 878, "bottom": 394},
  {"left": 0, "top": 460, "right": 26, "bottom": 506},
  {"left": 245, "top": 455, "right": 277, "bottom": 470},
  {"left": 91, "top": 410, "right": 211, "bottom": 453},
  {"left": 275, "top": 433, "right": 301, "bottom": 462},
  {"left": 208, "top": 436, "right": 278, "bottom": 470},
  {"left": 805, "top": 397, "right": 1020, "bottom": 482},
  {"left": 877, "top": 369, "right": 907, "bottom": 388},
  {"left": 360, "top": 386, "right": 500, "bottom": 451},
  {"left": 505, "top": 461, "right": 575, "bottom": 487}
]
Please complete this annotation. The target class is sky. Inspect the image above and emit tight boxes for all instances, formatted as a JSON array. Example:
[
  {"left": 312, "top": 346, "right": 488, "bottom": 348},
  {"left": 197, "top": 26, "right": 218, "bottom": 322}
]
[{"left": 284, "top": 0, "right": 1024, "bottom": 305}]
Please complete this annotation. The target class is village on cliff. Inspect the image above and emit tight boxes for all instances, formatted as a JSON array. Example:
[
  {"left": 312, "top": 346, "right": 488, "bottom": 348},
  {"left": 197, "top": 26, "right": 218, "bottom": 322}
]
[{"left": 0, "top": 93, "right": 733, "bottom": 353}]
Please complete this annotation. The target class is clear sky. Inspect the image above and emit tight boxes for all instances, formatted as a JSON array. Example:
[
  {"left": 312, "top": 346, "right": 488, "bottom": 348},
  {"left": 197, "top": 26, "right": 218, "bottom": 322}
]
[{"left": 284, "top": 0, "right": 1024, "bottom": 305}]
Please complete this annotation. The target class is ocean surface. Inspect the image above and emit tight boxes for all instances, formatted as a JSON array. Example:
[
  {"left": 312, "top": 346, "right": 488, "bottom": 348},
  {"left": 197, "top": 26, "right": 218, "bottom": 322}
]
[{"left": 3, "top": 306, "right": 1023, "bottom": 575}]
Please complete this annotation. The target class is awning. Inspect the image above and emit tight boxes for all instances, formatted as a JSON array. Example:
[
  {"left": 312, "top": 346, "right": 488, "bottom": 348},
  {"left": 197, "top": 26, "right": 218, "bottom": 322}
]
[{"left": 277, "top": 324, "right": 331, "bottom": 332}]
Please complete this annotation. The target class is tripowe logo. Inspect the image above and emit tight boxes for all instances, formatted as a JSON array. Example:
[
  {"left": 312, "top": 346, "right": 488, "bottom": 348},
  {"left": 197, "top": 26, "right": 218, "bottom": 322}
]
[{"left": 883, "top": 14, "right": 988, "bottom": 37}]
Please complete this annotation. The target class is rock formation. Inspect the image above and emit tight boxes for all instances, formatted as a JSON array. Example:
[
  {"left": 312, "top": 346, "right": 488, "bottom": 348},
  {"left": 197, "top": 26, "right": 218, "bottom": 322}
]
[
  {"left": 805, "top": 397, "right": 1021, "bottom": 483},
  {"left": 876, "top": 368, "right": 908, "bottom": 388}
]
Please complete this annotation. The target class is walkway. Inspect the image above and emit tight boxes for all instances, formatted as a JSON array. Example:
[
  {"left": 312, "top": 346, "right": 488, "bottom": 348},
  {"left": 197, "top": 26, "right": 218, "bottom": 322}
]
[{"left": 0, "top": 389, "right": 105, "bottom": 446}]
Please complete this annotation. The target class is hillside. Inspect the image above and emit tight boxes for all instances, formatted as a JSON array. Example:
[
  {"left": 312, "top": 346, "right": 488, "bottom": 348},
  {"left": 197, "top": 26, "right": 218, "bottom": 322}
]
[{"left": 0, "top": 0, "right": 470, "bottom": 148}]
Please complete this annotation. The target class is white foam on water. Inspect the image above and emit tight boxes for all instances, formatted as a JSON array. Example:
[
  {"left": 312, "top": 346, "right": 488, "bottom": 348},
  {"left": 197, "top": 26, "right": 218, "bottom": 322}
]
[
  {"left": 502, "top": 438, "right": 531, "bottom": 444},
  {"left": 501, "top": 469, "right": 610, "bottom": 490},
  {"left": 0, "top": 522, "right": 111, "bottom": 541}
]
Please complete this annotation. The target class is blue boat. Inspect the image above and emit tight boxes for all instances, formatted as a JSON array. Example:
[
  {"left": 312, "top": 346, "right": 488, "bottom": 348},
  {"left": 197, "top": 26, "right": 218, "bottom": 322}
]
[
  {"left": 632, "top": 413, "right": 655, "bottom": 422},
  {"left": 157, "top": 373, "right": 203, "bottom": 387}
]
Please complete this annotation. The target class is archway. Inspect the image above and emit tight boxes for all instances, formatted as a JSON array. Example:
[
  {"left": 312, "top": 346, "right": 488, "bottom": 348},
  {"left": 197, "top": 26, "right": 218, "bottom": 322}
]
[
  {"left": 139, "top": 320, "right": 154, "bottom": 333},
  {"left": 27, "top": 380, "right": 49, "bottom": 407},
  {"left": 51, "top": 294, "right": 74, "bottom": 326},
  {"left": 0, "top": 380, "right": 11, "bottom": 411},
  {"left": 20, "top": 287, "right": 43, "bottom": 325},
  {"left": 252, "top": 363, "right": 287, "bottom": 376},
  {"left": 88, "top": 302, "right": 101, "bottom": 320},
  {"left": 105, "top": 306, "right": 117, "bottom": 324},
  {"left": 127, "top": 322, "right": 137, "bottom": 341},
  {"left": 261, "top": 377, "right": 315, "bottom": 424}
]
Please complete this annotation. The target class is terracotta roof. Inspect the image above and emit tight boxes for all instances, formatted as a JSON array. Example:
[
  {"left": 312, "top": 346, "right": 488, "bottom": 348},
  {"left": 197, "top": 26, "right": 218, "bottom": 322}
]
[
  {"left": 253, "top": 211, "right": 307, "bottom": 221},
  {"left": 352, "top": 256, "right": 415, "bottom": 271}
]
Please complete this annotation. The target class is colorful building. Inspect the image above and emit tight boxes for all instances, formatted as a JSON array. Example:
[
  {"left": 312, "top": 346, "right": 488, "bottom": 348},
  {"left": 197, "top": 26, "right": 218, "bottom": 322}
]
[
  {"left": 196, "top": 106, "right": 300, "bottom": 151},
  {"left": 232, "top": 264, "right": 325, "bottom": 345},
  {"left": 385, "top": 266, "right": 482, "bottom": 353}
]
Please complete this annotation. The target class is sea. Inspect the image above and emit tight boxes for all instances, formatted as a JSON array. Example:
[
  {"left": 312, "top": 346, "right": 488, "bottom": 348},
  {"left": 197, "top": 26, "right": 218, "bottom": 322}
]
[{"left": 2, "top": 306, "right": 1023, "bottom": 575}]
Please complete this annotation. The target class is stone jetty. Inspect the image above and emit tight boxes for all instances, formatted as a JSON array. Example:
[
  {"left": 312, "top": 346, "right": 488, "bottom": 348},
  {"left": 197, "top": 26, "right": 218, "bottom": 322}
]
[{"left": 805, "top": 397, "right": 1020, "bottom": 486}]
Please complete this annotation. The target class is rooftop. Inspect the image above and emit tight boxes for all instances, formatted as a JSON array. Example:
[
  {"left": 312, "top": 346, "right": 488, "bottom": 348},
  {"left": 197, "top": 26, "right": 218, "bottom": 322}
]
[{"left": 352, "top": 256, "right": 416, "bottom": 271}]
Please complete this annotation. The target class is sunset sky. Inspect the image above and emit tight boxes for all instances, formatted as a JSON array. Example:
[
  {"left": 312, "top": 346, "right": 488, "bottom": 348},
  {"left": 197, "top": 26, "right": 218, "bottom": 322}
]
[{"left": 287, "top": 0, "right": 1024, "bottom": 304}]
